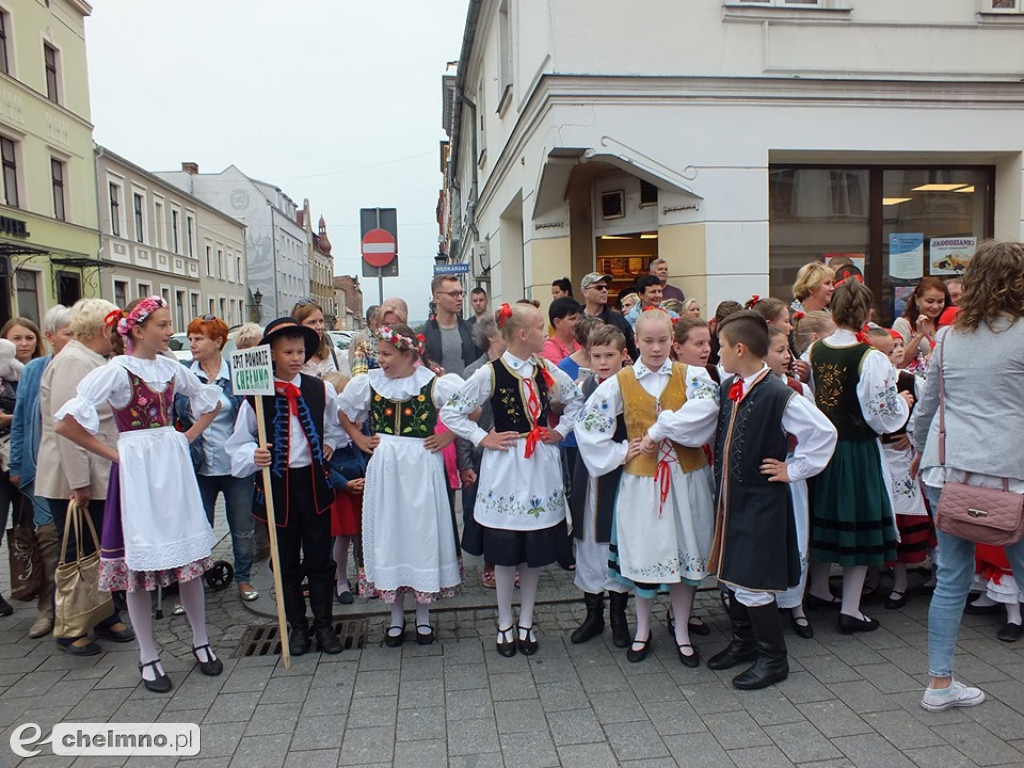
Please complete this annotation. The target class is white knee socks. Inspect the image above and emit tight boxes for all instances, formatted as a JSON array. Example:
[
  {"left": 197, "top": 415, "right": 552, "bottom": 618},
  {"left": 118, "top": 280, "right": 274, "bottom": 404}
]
[
  {"left": 517, "top": 567, "right": 540, "bottom": 629},
  {"left": 670, "top": 584, "right": 696, "bottom": 647},
  {"left": 178, "top": 577, "right": 215, "bottom": 661},
  {"left": 334, "top": 536, "right": 351, "bottom": 592},
  {"left": 634, "top": 596, "right": 653, "bottom": 647},
  {"left": 841, "top": 565, "right": 869, "bottom": 619},
  {"left": 389, "top": 592, "right": 406, "bottom": 636},
  {"left": 494, "top": 565, "right": 517, "bottom": 633},
  {"left": 126, "top": 589, "right": 160, "bottom": 679},
  {"left": 808, "top": 561, "right": 834, "bottom": 601}
]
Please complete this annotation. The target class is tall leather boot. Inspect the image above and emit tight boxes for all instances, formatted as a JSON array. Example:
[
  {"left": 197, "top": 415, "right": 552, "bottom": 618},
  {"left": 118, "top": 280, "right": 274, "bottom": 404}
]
[
  {"left": 30, "top": 523, "right": 59, "bottom": 638},
  {"left": 570, "top": 593, "right": 605, "bottom": 644},
  {"left": 283, "top": 582, "right": 310, "bottom": 656},
  {"left": 707, "top": 592, "right": 757, "bottom": 671},
  {"left": 310, "top": 580, "right": 343, "bottom": 654},
  {"left": 732, "top": 601, "right": 789, "bottom": 690},
  {"left": 608, "top": 591, "right": 632, "bottom": 649}
]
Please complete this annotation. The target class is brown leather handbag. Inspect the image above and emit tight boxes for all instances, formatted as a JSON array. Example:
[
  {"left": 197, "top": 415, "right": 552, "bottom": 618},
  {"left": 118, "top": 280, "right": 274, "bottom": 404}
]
[
  {"left": 54, "top": 502, "right": 114, "bottom": 638},
  {"left": 933, "top": 335, "right": 1024, "bottom": 546}
]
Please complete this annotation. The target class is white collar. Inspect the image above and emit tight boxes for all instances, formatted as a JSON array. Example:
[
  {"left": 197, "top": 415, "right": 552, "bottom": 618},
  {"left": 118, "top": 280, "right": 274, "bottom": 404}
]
[
  {"left": 502, "top": 351, "right": 534, "bottom": 371},
  {"left": 633, "top": 359, "right": 673, "bottom": 379},
  {"left": 274, "top": 374, "right": 302, "bottom": 386}
]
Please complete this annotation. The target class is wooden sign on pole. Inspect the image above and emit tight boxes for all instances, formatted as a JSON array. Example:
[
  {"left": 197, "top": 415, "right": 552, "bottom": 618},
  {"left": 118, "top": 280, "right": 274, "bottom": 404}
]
[{"left": 229, "top": 345, "right": 291, "bottom": 668}]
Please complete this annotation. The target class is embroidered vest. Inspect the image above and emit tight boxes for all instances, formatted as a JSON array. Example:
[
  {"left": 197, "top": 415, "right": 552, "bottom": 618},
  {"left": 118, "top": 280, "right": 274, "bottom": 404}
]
[
  {"left": 369, "top": 379, "right": 437, "bottom": 439},
  {"left": 113, "top": 369, "right": 175, "bottom": 432},
  {"left": 618, "top": 364, "right": 706, "bottom": 477},
  {"left": 570, "top": 375, "right": 627, "bottom": 543},
  {"left": 809, "top": 342, "right": 876, "bottom": 441},
  {"left": 250, "top": 374, "right": 332, "bottom": 527},
  {"left": 489, "top": 356, "right": 550, "bottom": 434}
]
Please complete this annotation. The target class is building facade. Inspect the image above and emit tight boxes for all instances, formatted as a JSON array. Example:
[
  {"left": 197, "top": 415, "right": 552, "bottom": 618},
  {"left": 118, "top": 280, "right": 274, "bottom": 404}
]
[
  {"left": 95, "top": 148, "right": 247, "bottom": 328},
  {"left": 302, "top": 201, "right": 337, "bottom": 325},
  {"left": 333, "top": 274, "right": 364, "bottom": 330},
  {"left": 0, "top": 0, "right": 99, "bottom": 325},
  {"left": 444, "top": 0, "right": 1024, "bottom": 323},
  {"left": 156, "top": 164, "right": 307, "bottom": 321}
]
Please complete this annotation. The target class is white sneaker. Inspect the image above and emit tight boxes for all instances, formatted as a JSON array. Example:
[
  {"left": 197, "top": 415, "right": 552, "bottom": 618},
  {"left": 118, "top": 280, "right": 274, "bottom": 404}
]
[{"left": 920, "top": 680, "right": 986, "bottom": 712}]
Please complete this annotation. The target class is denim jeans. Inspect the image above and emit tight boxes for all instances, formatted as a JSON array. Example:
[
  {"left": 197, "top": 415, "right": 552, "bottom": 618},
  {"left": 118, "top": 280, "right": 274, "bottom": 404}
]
[
  {"left": 197, "top": 474, "right": 255, "bottom": 584},
  {"left": 926, "top": 484, "right": 1024, "bottom": 677}
]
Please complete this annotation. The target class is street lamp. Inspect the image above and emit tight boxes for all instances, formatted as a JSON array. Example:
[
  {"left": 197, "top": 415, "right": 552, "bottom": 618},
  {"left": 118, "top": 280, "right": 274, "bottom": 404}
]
[
  {"left": 434, "top": 251, "right": 448, "bottom": 266},
  {"left": 251, "top": 287, "right": 263, "bottom": 322}
]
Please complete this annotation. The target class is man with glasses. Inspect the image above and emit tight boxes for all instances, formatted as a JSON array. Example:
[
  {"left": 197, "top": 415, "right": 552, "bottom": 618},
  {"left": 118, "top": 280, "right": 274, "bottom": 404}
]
[
  {"left": 421, "top": 276, "right": 477, "bottom": 376},
  {"left": 580, "top": 272, "right": 637, "bottom": 362}
]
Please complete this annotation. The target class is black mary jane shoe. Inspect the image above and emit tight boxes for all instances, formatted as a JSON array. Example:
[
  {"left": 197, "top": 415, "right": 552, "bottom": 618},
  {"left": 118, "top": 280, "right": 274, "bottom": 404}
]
[
  {"left": 688, "top": 615, "right": 711, "bottom": 637},
  {"left": 336, "top": 590, "right": 354, "bottom": 606},
  {"left": 677, "top": 643, "right": 701, "bottom": 668},
  {"left": 838, "top": 613, "right": 880, "bottom": 635},
  {"left": 787, "top": 611, "right": 814, "bottom": 640},
  {"left": 997, "top": 622, "right": 1023, "bottom": 642},
  {"left": 384, "top": 623, "right": 406, "bottom": 648},
  {"left": 415, "top": 624, "right": 435, "bottom": 646},
  {"left": 626, "top": 635, "right": 652, "bottom": 663},
  {"left": 805, "top": 592, "right": 842, "bottom": 611},
  {"left": 192, "top": 644, "right": 224, "bottom": 676},
  {"left": 884, "top": 590, "right": 907, "bottom": 610},
  {"left": 139, "top": 660, "right": 172, "bottom": 694},
  {"left": 496, "top": 625, "right": 517, "bottom": 658},
  {"left": 95, "top": 624, "right": 136, "bottom": 643},
  {"left": 517, "top": 625, "right": 538, "bottom": 656}
]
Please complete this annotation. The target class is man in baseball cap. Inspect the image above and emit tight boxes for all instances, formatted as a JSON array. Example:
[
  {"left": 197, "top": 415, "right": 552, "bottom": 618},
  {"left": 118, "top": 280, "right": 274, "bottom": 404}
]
[{"left": 579, "top": 272, "right": 637, "bottom": 361}]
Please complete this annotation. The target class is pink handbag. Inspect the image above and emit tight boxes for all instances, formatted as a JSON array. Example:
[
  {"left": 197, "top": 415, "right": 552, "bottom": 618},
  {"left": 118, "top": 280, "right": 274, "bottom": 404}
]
[{"left": 933, "top": 335, "right": 1024, "bottom": 546}]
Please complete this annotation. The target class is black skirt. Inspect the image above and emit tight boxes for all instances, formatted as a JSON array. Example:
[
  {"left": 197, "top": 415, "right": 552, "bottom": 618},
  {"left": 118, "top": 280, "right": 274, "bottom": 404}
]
[{"left": 481, "top": 519, "right": 570, "bottom": 568}]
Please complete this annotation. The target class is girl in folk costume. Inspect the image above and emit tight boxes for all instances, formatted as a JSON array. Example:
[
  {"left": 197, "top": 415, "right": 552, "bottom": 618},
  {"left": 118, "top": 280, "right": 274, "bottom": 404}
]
[
  {"left": 695, "top": 312, "right": 836, "bottom": 689},
  {"left": 578, "top": 308, "right": 718, "bottom": 667},
  {"left": 338, "top": 324, "right": 464, "bottom": 646},
  {"left": 864, "top": 328, "right": 936, "bottom": 610},
  {"left": 969, "top": 546, "right": 1023, "bottom": 642},
  {"left": 765, "top": 326, "right": 818, "bottom": 639},
  {"left": 442, "top": 303, "right": 583, "bottom": 657},
  {"left": 55, "top": 297, "right": 223, "bottom": 693},
  {"left": 802, "top": 280, "right": 913, "bottom": 634}
]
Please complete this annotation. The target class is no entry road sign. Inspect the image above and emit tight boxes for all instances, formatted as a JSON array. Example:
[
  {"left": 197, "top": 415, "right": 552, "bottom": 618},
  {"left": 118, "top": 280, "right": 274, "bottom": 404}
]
[{"left": 361, "top": 228, "right": 397, "bottom": 268}]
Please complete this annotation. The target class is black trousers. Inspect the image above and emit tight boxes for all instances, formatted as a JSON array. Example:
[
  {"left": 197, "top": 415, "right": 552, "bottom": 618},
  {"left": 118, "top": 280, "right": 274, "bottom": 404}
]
[{"left": 273, "top": 467, "right": 335, "bottom": 588}]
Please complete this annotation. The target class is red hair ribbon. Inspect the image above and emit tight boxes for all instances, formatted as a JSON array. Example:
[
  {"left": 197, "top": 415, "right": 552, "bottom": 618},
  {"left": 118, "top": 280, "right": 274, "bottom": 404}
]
[
  {"left": 887, "top": 328, "right": 902, "bottom": 341},
  {"left": 728, "top": 380, "right": 744, "bottom": 403},
  {"left": 104, "top": 309, "right": 124, "bottom": 328},
  {"left": 835, "top": 273, "right": 864, "bottom": 288},
  {"left": 855, "top": 329, "right": 870, "bottom": 344},
  {"left": 670, "top": 317, "right": 678, "bottom": 325},
  {"left": 749, "top": 294, "right": 761, "bottom": 307},
  {"left": 497, "top": 303, "right": 513, "bottom": 327},
  {"left": 416, "top": 333, "right": 426, "bottom": 344},
  {"left": 792, "top": 311, "right": 805, "bottom": 322}
]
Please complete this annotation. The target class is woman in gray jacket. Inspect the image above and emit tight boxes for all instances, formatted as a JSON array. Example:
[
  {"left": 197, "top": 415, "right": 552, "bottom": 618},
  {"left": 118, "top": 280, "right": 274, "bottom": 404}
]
[{"left": 912, "top": 240, "right": 1024, "bottom": 712}]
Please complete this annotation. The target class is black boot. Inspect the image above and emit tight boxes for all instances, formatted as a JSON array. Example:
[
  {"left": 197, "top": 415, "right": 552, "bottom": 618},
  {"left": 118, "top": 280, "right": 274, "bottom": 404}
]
[
  {"left": 571, "top": 593, "right": 605, "bottom": 644},
  {"left": 608, "top": 591, "right": 632, "bottom": 649},
  {"left": 283, "top": 583, "right": 311, "bottom": 657},
  {"left": 310, "top": 580, "right": 343, "bottom": 654},
  {"left": 732, "top": 602, "right": 789, "bottom": 690},
  {"left": 707, "top": 593, "right": 757, "bottom": 671}
]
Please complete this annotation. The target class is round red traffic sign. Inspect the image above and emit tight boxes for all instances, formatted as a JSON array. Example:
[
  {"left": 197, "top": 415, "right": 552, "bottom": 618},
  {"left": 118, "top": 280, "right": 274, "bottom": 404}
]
[{"left": 361, "top": 228, "right": 397, "bottom": 268}]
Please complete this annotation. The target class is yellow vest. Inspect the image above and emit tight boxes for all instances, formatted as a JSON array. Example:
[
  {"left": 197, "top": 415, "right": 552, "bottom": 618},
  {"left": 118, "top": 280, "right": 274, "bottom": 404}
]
[{"left": 618, "top": 364, "right": 708, "bottom": 477}]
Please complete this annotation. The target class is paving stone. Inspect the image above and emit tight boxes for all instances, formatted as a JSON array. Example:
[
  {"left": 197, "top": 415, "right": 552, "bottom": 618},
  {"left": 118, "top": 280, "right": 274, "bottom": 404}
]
[
  {"left": 679, "top": 681, "right": 746, "bottom": 715},
  {"left": 499, "top": 731, "right": 560, "bottom": 768},
  {"left": 447, "top": 717, "right": 500, "bottom": 756},
  {"left": 397, "top": 677, "right": 443, "bottom": 708},
  {"left": 546, "top": 706, "right": 605, "bottom": 746},
  {"left": 201, "top": 691, "right": 260, "bottom": 723},
  {"left": 861, "top": 709, "right": 949, "bottom": 750},
  {"left": 489, "top": 671, "right": 537, "bottom": 701},
  {"left": 556, "top": 742, "right": 620, "bottom": 768},
  {"left": 393, "top": 739, "right": 448, "bottom": 768},
  {"left": 703, "top": 709, "right": 773, "bottom": 750},
  {"left": 590, "top": 690, "right": 648, "bottom": 724},
  {"left": 444, "top": 662, "right": 489, "bottom": 690},
  {"left": 191, "top": 721, "right": 246, "bottom": 758},
  {"left": 299, "top": 683, "right": 351, "bottom": 717},
  {"left": 776, "top": 670, "right": 836, "bottom": 705},
  {"left": 537, "top": 681, "right": 590, "bottom": 712},
  {"left": 854, "top": 661, "right": 925, "bottom": 693},
  {"left": 902, "top": 745, "right": 981, "bottom": 768},
  {"left": 229, "top": 733, "right": 291, "bottom": 768},
  {"left": 448, "top": 754, "right": 503, "bottom": 768},
  {"left": 663, "top": 731, "right": 734, "bottom": 768},
  {"left": 339, "top": 726, "right": 395, "bottom": 765},
  {"left": 726, "top": 744, "right": 798, "bottom": 768},
  {"left": 797, "top": 654, "right": 863, "bottom": 685},
  {"left": 395, "top": 705, "right": 446, "bottom": 742},
  {"left": 493, "top": 699, "right": 547, "bottom": 735},
  {"left": 831, "top": 733, "right": 919, "bottom": 768},
  {"left": 288, "top": 714, "right": 344, "bottom": 751},
  {"left": 282, "top": 749, "right": 338, "bottom": 768},
  {"left": 344, "top": 695, "right": 397, "bottom": 728},
  {"left": 738, "top": 686, "right": 806, "bottom": 726},
  {"left": 797, "top": 699, "right": 875, "bottom": 738},
  {"left": 243, "top": 702, "right": 300, "bottom": 737},
  {"left": 259, "top": 675, "right": 311, "bottom": 704},
  {"left": 604, "top": 720, "right": 670, "bottom": 761},
  {"left": 642, "top": 699, "right": 708, "bottom": 737},
  {"left": 764, "top": 721, "right": 844, "bottom": 763},
  {"left": 444, "top": 687, "right": 494, "bottom": 720},
  {"left": 928, "top": 721, "right": 1024, "bottom": 767}
]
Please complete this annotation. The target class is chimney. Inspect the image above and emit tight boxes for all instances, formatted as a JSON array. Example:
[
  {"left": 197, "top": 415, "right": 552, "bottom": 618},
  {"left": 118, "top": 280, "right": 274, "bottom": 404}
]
[{"left": 181, "top": 162, "right": 199, "bottom": 175}]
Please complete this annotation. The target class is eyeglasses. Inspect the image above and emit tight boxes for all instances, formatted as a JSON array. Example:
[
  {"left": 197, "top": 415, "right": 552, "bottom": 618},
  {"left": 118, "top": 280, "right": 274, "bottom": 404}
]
[
  {"left": 200, "top": 314, "right": 217, "bottom": 321},
  {"left": 439, "top": 290, "right": 465, "bottom": 298},
  {"left": 294, "top": 298, "right": 321, "bottom": 308}
]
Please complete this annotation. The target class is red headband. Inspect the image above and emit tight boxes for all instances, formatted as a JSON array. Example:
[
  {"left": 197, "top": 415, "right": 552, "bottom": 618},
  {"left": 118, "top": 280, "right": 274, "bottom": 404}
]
[{"left": 497, "top": 303, "right": 513, "bottom": 327}]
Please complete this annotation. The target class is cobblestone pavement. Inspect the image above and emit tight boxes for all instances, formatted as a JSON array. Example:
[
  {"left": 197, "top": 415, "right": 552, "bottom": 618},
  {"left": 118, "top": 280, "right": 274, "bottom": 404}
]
[{"left": 2, "top": 520, "right": 1024, "bottom": 767}]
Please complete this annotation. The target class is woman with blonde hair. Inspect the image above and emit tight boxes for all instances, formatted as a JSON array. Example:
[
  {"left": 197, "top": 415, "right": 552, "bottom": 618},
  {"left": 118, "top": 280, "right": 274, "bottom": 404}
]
[
  {"left": 291, "top": 299, "right": 351, "bottom": 378},
  {"left": 791, "top": 263, "right": 835, "bottom": 315}
]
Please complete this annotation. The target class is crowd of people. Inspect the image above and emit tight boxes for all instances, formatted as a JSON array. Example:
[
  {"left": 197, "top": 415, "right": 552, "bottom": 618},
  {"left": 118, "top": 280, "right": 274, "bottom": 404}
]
[{"left": 0, "top": 241, "right": 1021, "bottom": 710}]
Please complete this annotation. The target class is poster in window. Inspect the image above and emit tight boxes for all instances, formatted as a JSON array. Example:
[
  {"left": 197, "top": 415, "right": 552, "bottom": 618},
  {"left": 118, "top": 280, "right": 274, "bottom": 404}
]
[
  {"left": 888, "top": 233, "right": 924, "bottom": 280},
  {"left": 929, "top": 237, "right": 976, "bottom": 275}
]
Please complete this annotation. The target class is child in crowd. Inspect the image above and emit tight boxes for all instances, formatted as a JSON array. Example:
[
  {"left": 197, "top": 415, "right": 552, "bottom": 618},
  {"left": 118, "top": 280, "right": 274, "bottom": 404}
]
[
  {"left": 700, "top": 312, "right": 836, "bottom": 689},
  {"left": 567, "top": 324, "right": 632, "bottom": 648},
  {"left": 442, "top": 303, "right": 583, "bottom": 657},
  {"left": 864, "top": 328, "right": 935, "bottom": 609},
  {"left": 748, "top": 296, "right": 794, "bottom": 337},
  {"left": 557, "top": 315, "right": 604, "bottom": 517},
  {"left": 792, "top": 311, "right": 835, "bottom": 357},
  {"left": 55, "top": 297, "right": 223, "bottom": 692},
  {"left": 708, "top": 300, "right": 744, "bottom": 366},
  {"left": 765, "top": 326, "right": 817, "bottom": 639},
  {"left": 578, "top": 308, "right": 717, "bottom": 667},
  {"left": 227, "top": 317, "right": 346, "bottom": 656},
  {"left": 803, "top": 281, "right": 912, "bottom": 633},
  {"left": 323, "top": 372, "right": 364, "bottom": 605},
  {"left": 969, "top": 546, "right": 1023, "bottom": 642},
  {"left": 338, "top": 324, "right": 464, "bottom": 646}
]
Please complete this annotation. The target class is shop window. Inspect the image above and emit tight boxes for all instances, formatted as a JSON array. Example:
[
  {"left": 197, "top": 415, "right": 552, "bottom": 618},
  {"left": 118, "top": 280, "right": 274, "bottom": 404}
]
[
  {"left": 1, "top": 135, "right": 18, "bottom": 208},
  {"left": 57, "top": 271, "right": 81, "bottom": 306},
  {"left": 14, "top": 269, "right": 40, "bottom": 325}
]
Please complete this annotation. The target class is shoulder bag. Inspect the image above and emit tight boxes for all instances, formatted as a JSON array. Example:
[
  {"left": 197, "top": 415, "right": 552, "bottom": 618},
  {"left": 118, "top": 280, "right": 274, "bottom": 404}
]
[
  {"left": 934, "top": 334, "right": 1024, "bottom": 545},
  {"left": 53, "top": 501, "right": 114, "bottom": 638}
]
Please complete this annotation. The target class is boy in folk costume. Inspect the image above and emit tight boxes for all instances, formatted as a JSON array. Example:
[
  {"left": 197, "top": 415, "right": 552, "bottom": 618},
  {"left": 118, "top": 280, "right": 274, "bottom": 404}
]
[
  {"left": 442, "top": 302, "right": 583, "bottom": 657},
  {"left": 568, "top": 324, "right": 632, "bottom": 648},
  {"left": 226, "top": 318, "right": 346, "bottom": 656},
  {"left": 699, "top": 311, "right": 836, "bottom": 689},
  {"left": 578, "top": 308, "right": 718, "bottom": 666}
]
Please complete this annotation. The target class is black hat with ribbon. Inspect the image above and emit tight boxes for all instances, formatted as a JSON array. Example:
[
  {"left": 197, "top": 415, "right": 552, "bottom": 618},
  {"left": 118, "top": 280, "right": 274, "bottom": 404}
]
[{"left": 258, "top": 317, "right": 320, "bottom": 362}]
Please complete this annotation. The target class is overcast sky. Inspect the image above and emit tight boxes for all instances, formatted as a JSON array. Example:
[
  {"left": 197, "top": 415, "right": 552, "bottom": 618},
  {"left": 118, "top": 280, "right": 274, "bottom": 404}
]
[{"left": 86, "top": 0, "right": 469, "bottom": 320}]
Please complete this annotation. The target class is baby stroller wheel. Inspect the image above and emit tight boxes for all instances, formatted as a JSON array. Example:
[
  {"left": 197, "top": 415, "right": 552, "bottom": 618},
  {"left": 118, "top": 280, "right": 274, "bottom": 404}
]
[{"left": 205, "top": 560, "right": 234, "bottom": 591}]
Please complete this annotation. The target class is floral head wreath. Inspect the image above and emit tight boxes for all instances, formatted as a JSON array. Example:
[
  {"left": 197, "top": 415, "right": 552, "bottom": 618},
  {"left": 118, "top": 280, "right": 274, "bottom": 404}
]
[
  {"left": 374, "top": 325, "right": 425, "bottom": 355},
  {"left": 104, "top": 295, "right": 168, "bottom": 338}
]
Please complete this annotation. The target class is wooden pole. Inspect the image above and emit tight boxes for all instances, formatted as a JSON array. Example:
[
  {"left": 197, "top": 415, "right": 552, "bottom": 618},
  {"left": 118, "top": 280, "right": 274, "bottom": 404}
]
[{"left": 254, "top": 397, "right": 291, "bottom": 669}]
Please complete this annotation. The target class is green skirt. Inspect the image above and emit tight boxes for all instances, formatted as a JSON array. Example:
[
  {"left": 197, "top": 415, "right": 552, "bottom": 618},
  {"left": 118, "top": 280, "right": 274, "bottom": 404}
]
[{"left": 810, "top": 439, "right": 897, "bottom": 567}]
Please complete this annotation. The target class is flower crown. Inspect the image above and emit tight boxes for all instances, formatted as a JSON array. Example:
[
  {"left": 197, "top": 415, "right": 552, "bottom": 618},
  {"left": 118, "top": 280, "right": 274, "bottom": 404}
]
[
  {"left": 104, "top": 295, "right": 168, "bottom": 338},
  {"left": 374, "top": 326, "right": 425, "bottom": 354}
]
